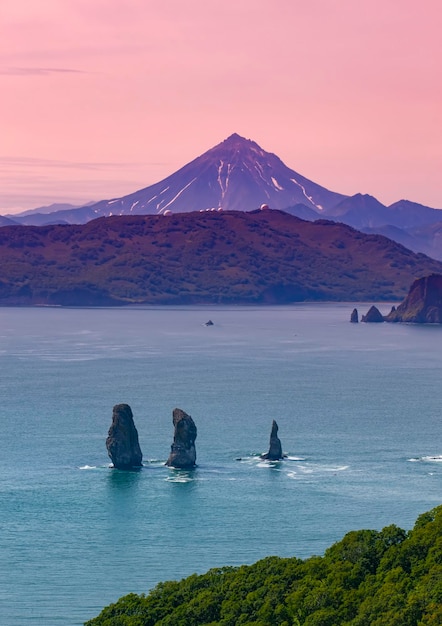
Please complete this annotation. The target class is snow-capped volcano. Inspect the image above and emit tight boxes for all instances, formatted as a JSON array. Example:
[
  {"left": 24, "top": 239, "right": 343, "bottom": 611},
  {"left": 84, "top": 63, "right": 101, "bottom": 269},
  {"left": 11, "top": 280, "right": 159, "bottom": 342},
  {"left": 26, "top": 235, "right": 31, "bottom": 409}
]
[
  {"left": 96, "top": 133, "right": 345, "bottom": 216},
  {"left": 17, "top": 134, "right": 345, "bottom": 225}
]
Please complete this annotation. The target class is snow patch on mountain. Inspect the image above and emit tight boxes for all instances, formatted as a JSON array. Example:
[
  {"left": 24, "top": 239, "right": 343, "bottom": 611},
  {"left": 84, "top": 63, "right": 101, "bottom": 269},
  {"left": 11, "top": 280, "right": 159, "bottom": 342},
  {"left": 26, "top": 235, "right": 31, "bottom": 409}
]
[
  {"left": 290, "top": 178, "right": 323, "bottom": 210},
  {"left": 253, "top": 163, "right": 268, "bottom": 186},
  {"left": 217, "top": 161, "right": 232, "bottom": 198},
  {"left": 159, "top": 177, "right": 198, "bottom": 213},
  {"left": 271, "top": 177, "right": 284, "bottom": 191}
]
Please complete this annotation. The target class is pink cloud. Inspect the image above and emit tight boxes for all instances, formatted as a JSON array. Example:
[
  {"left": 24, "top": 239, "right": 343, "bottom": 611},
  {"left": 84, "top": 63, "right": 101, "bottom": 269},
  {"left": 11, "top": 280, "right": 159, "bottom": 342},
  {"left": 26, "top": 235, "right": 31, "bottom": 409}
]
[{"left": 0, "top": 67, "right": 86, "bottom": 75}]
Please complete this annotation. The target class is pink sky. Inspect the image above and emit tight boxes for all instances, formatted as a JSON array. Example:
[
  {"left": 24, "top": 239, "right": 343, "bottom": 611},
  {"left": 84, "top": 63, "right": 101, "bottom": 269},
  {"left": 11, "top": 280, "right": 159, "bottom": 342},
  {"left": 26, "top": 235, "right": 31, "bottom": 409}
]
[{"left": 1, "top": 0, "right": 441, "bottom": 213}]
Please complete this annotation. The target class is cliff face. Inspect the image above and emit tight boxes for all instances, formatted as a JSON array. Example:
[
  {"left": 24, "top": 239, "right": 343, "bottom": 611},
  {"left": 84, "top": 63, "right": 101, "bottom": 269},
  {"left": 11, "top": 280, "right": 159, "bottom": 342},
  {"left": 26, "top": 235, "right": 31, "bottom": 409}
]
[{"left": 385, "top": 274, "right": 442, "bottom": 323}]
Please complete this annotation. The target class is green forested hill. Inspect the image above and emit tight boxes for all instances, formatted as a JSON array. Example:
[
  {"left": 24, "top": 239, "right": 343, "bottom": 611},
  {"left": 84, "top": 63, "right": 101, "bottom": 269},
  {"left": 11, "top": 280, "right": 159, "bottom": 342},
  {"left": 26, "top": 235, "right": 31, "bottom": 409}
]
[
  {"left": 85, "top": 505, "right": 442, "bottom": 626},
  {"left": 1, "top": 210, "right": 442, "bottom": 305}
]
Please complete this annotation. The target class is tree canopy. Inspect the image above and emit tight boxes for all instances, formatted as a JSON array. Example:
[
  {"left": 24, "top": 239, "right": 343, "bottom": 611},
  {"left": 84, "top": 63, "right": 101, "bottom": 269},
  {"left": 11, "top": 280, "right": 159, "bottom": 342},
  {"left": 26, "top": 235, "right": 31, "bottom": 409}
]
[{"left": 85, "top": 505, "right": 442, "bottom": 626}]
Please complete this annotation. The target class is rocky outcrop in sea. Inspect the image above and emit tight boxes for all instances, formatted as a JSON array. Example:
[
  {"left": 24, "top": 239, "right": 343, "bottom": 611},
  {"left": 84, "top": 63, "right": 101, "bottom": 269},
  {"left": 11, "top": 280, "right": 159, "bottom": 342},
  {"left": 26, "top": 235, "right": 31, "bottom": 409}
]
[
  {"left": 361, "top": 305, "right": 384, "bottom": 323},
  {"left": 261, "top": 420, "right": 284, "bottom": 461},
  {"left": 384, "top": 274, "right": 442, "bottom": 323},
  {"left": 106, "top": 404, "right": 143, "bottom": 470},
  {"left": 165, "top": 408, "right": 197, "bottom": 469},
  {"left": 350, "top": 308, "right": 358, "bottom": 323}
]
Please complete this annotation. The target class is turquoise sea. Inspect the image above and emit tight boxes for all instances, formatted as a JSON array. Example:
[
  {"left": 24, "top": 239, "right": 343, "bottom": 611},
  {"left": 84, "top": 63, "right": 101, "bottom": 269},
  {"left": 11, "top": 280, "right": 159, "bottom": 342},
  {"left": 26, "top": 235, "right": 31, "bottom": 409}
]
[{"left": 0, "top": 304, "right": 441, "bottom": 625}]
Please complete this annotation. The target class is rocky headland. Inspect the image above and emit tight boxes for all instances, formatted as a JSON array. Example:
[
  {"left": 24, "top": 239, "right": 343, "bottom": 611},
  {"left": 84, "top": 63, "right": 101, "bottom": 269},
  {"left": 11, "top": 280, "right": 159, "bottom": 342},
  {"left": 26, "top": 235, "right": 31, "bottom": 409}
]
[
  {"left": 384, "top": 274, "right": 442, "bottom": 323},
  {"left": 358, "top": 274, "right": 442, "bottom": 324}
]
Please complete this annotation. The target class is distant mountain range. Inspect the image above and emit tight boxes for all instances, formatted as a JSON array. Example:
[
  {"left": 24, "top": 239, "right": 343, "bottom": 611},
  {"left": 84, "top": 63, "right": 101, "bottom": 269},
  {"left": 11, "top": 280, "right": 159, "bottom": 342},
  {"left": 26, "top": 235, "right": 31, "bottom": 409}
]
[
  {"left": 3, "top": 134, "right": 442, "bottom": 259},
  {"left": 0, "top": 209, "right": 441, "bottom": 306}
]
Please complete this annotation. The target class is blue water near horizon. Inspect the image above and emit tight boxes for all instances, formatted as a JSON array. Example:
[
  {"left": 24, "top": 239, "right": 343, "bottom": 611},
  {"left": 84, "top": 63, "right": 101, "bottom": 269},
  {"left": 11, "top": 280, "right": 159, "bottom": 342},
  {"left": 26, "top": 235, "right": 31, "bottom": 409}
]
[{"left": 0, "top": 304, "right": 441, "bottom": 625}]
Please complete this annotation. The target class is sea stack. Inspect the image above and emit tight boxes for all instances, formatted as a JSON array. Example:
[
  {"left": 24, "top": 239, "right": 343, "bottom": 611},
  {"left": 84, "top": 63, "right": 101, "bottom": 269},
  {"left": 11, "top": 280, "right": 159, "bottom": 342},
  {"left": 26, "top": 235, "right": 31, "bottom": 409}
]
[
  {"left": 261, "top": 420, "right": 284, "bottom": 461},
  {"left": 165, "top": 408, "right": 197, "bottom": 469},
  {"left": 384, "top": 274, "right": 442, "bottom": 323},
  {"left": 361, "top": 305, "right": 384, "bottom": 323},
  {"left": 106, "top": 404, "right": 143, "bottom": 470},
  {"left": 350, "top": 308, "right": 359, "bottom": 323}
]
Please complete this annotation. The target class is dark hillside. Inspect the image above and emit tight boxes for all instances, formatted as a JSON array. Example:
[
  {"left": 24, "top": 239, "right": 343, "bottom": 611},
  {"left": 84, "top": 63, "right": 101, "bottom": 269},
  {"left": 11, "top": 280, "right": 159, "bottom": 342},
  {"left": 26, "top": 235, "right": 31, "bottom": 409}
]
[{"left": 0, "top": 210, "right": 441, "bottom": 305}]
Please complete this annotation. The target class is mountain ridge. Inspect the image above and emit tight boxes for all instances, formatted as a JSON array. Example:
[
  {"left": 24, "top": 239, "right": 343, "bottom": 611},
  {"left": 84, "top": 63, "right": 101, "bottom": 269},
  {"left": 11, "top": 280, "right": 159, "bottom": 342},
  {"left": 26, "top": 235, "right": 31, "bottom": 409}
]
[{"left": 1, "top": 209, "right": 441, "bottom": 306}]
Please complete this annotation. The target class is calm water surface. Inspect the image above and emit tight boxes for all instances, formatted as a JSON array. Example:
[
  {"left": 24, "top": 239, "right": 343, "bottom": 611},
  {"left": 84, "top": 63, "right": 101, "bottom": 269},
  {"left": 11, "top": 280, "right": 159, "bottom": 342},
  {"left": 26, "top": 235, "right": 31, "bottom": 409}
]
[{"left": 0, "top": 304, "right": 441, "bottom": 625}]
